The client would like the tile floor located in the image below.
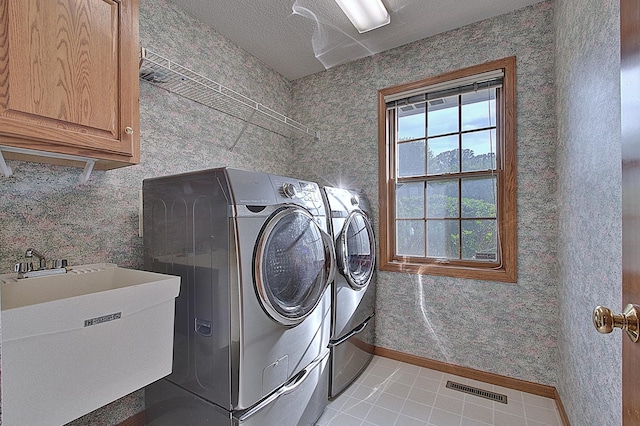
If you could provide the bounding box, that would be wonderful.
[316,356,563,426]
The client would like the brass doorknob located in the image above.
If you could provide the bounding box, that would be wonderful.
[593,304,640,342]
[124,126,134,135]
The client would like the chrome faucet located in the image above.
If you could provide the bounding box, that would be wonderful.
[14,248,68,279]
[25,248,47,269]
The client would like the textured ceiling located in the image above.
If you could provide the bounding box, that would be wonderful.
[169,0,543,81]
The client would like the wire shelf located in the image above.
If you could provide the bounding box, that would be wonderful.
[139,48,317,140]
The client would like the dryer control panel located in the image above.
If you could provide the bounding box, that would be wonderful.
[271,177,321,204]
[270,176,327,229]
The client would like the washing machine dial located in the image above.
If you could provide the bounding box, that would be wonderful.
[282,183,298,198]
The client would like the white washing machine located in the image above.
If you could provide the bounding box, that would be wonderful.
[143,168,334,425]
[323,186,377,398]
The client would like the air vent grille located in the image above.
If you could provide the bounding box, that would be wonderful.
[429,98,446,106]
[445,381,508,404]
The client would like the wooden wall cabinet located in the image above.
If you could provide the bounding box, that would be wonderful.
[0,0,140,171]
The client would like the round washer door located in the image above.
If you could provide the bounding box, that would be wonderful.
[336,211,376,290]
[254,206,335,326]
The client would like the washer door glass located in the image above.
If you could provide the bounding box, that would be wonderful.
[255,206,334,326]
[337,211,376,290]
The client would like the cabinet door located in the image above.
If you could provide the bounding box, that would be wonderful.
[0,0,140,167]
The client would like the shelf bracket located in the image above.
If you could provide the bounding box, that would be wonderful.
[0,146,97,184]
[78,160,95,185]
[0,150,12,177]
[230,109,257,152]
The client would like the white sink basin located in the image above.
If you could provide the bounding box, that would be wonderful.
[1,263,180,426]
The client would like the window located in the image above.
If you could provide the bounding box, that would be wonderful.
[377,57,517,282]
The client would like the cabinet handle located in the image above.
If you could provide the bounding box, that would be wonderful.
[124,127,134,135]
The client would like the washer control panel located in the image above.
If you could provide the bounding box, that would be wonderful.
[270,176,324,215]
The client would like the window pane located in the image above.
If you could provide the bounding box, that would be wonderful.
[461,177,497,218]
[461,219,497,261]
[396,220,425,256]
[426,180,458,218]
[398,140,426,177]
[461,129,497,172]
[427,95,459,136]
[426,220,459,258]
[398,107,425,140]
[427,134,459,175]
[396,182,425,219]
[461,88,496,131]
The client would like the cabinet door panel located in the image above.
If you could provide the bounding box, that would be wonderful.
[9,0,118,134]
[0,0,139,164]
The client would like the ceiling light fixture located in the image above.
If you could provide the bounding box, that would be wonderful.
[334,0,390,33]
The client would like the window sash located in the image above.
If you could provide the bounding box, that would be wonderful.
[387,82,502,266]
[390,86,501,178]
[393,172,501,263]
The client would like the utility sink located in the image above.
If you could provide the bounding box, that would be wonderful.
[0,263,180,426]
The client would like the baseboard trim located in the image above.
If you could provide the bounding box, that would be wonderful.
[116,411,146,426]
[553,388,572,426]
[374,346,570,426]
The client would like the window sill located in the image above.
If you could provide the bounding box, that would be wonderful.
[379,259,517,283]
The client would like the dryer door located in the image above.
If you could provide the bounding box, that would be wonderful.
[254,206,335,326]
[337,211,376,290]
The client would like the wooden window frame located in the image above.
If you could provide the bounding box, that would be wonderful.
[377,57,517,283]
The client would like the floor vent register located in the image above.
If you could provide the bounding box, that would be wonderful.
[445,381,508,404]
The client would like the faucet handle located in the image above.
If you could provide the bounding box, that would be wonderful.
[50,259,68,269]
[14,262,34,273]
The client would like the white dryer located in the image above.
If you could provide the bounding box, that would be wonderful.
[323,186,377,398]
[143,168,334,425]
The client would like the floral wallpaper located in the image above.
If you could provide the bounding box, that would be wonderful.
[0,0,294,423]
[555,0,622,424]
[291,1,558,386]
[0,0,625,424]
[0,0,294,272]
